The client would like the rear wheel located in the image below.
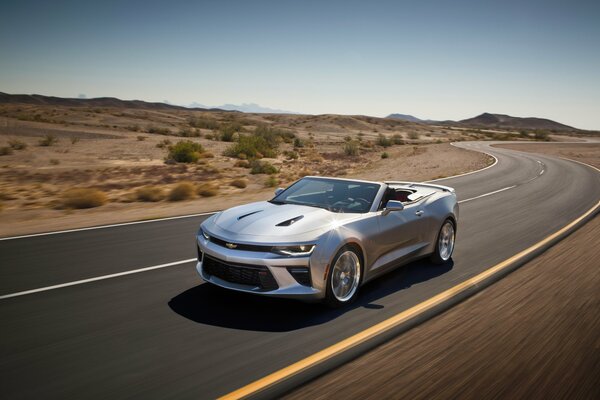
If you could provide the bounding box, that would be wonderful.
[324,246,362,308]
[430,219,455,264]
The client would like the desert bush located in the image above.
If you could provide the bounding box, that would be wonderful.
[344,140,359,156]
[381,152,389,159]
[0,146,13,156]
[250,160,278,175]
[255,125,296,144]
[196,182,219,197]
[8,140,27,150]
[137,135,147,141]
[61,188,107,209]
[224,135,276,159]
[265,176,279,187]
[136,186,165,202]
[126,124,141,132]
[168,182,196,201]
[71,137,80,145]
[234,160,250,168]
[376,134,392,147]
[156,139,172,149]
[283,150,299,160]
[534,130,550,141]
[230,178,248,188]
[50,159,60,165]
[179,127,199,137]
[188,116,219,130]
[219,122,243,142]
[39,135,58,146]
[167,140,204,163]
[147,126,171,135]
[408,132,419,140]
[293,138,305,148]
[392,134,404,145]
[344,135,352,142]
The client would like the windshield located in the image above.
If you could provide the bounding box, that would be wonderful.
[271,177,380,213]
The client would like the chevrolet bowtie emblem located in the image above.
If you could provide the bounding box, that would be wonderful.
[225,243,238,249]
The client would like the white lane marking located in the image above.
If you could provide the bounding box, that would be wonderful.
[458,185,517,204]
[0,258,196,300]
[0,212,217,241]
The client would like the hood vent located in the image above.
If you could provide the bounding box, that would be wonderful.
[237,210,263,220]
[276,215,304,227]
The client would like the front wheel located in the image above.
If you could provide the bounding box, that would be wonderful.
[430,219,455,264]
[324,246,362,308]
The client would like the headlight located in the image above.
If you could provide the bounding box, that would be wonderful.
[199,228,210,241]
[271,244,315,257]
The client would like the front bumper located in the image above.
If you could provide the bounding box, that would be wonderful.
[196,236,324,300]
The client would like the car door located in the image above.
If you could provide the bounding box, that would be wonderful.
[370,199,429,274]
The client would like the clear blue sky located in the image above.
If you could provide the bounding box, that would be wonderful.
[1,0,598,129]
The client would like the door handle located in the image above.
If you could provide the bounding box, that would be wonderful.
[415,210,424,217]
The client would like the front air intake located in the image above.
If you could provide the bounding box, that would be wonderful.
[287,267,312,287]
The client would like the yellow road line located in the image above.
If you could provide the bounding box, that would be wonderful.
[220,159,600,400]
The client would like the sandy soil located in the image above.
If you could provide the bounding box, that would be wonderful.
[495,142,600,168]
[286,148,600,400]
[0,105,494,237]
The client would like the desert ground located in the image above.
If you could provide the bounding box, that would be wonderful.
[286,145,600,399]
[0,103,577,237]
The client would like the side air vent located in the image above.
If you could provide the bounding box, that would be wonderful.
[276,215,304,227]
[237,210,263,220]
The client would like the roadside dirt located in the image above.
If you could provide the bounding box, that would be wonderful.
[495,142,600,168]
[0,105,491,237]
[286,147,600,399]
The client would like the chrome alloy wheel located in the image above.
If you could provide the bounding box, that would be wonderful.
[331,250,361,302]
[438,221,455,261]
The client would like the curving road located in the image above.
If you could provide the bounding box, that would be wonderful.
[1,142,599,399]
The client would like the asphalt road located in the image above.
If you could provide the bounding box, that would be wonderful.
[1,142,599,399]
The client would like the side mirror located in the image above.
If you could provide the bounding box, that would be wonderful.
[382,200,404,216]
[274,188,285,196]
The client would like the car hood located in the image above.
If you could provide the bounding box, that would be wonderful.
[209,201,362,241]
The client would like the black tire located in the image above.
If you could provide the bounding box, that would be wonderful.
[324,245,362,308]
[430,219,456,265]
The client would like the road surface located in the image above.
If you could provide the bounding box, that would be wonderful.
[1,142,599,399]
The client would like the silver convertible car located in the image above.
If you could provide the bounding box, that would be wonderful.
[196,176,458,307]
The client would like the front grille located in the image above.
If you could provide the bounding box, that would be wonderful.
[203,255,278,291]
[209,236,272,252]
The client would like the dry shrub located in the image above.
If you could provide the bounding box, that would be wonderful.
[234,160,250,168]
[136,186,165,202]
[0,146,13,156]
[39,135,58,146]
[168,182,196,201]
[264,176,279,187]
[230,179,247,189]
[8,140,27,150]
[61,188,107,209]
[197,182,219,197]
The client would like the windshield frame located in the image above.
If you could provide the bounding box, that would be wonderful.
[270,177,383,214]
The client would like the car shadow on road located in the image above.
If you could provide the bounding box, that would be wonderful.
[168,259,453,332]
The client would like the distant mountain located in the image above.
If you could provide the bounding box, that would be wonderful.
[0,92,225,112]
[459,112,577,131]
[386,113,423,123]
[212,103,297,114]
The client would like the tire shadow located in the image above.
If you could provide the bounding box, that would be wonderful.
[168,259,453,332]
